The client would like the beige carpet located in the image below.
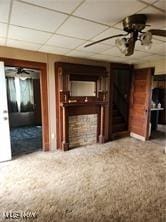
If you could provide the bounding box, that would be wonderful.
[0,137,165,222]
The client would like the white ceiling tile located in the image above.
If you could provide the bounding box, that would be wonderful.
[66,50,96,58]
[129,50,152,59]
[0,37,6,46]
[153,35,166,42]
[74,0,146,25]
[8,25,52,44]
[154,0,166,10]
[91,54,128,63]
[148,42,166,55]
[113,21,125,30]
[102,46,124,56]
[92,27,126,46]
[110,57,129,63]
[126,58,142,64]
[90,53,121,62]
[39,44,70,54]
[77,42,111,53]
[0,0,10,23]
[139,0,157,3]
[0,23,7,37]
[23,0,83,13]
[7,39,42,50]
[56,16,108,40]
[10,1,68,32]
[46,34,86,49]
[138,54,165,62]
[138,5,166,29]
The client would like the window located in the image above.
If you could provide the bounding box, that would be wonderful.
[6,77,34,113]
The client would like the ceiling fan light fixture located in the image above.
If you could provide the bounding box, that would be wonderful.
[115,38,128,55]
[140,31,152,50]
[19,75,28,81]
[84,14,166,56]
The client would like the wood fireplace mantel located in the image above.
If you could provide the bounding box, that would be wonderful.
[55,62,108,151]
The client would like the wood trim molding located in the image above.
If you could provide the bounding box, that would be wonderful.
[130,132,146,141]
[145,68,154,140]
[55,62,108,150]
[0,57,49,151]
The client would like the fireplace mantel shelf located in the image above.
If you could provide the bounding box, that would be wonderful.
[60,101,108,107]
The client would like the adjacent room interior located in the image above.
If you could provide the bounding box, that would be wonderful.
[150,74,166,146]
[5,66,42,156]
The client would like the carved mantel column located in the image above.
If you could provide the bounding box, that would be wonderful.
[99,104,105,143]
[62,105,69,151]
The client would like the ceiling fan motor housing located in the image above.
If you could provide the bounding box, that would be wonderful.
[123,14,147,33]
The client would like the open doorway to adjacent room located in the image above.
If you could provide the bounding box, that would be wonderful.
[150,74,166,146]
[5,66,42,156]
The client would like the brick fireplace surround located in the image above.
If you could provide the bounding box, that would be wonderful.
[69,114,97,148]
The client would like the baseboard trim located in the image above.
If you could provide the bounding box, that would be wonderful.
[130,132,146,141]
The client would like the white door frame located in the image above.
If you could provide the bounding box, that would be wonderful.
[0,61,12,162]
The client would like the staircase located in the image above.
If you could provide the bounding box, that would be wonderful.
[112,104,129,139]
[110,70,131,140]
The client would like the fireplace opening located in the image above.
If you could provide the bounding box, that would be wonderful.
[69,114,97,148]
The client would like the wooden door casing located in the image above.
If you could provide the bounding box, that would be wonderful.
[0,57,49,151]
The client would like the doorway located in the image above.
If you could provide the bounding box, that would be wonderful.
[109,63,132,140]
[150,74,166,146]
[5,66,42,156]
[0,58,49,162]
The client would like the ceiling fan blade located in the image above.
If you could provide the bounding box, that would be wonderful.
[22,70,30,74]
[125,37,136,56]
[84,34,127,48]
[148,29,166,37]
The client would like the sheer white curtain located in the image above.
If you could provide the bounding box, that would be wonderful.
[6,77,18,112]
[20,78,34,112]
[6,77,34,112]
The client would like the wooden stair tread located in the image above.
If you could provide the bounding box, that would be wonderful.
[112,130,130,140]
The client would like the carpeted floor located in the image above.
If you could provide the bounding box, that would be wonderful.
[0,137,165,222]
[10,126,42,156]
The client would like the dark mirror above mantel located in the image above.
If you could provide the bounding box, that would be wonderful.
[70,80,96,97]
[55,62,108,105]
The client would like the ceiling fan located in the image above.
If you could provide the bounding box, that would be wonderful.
[84,14,166,56]
[5,67,39,80]
[16,67,31,75]
[5,67,39,74]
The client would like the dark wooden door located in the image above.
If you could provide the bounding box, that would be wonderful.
[129,68,153,140]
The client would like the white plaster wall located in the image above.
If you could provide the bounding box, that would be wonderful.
[135,58,166,75]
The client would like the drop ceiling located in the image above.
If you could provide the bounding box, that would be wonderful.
[0,0,165,64]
